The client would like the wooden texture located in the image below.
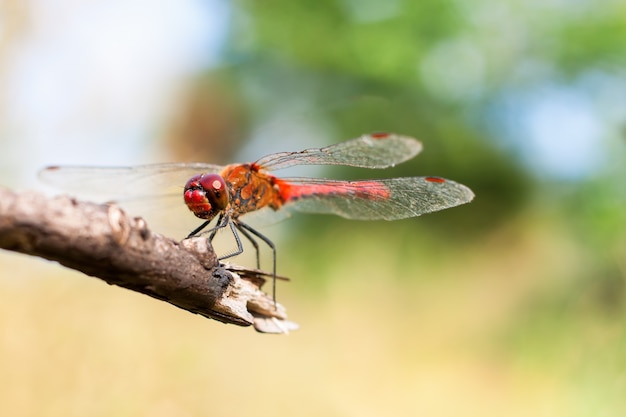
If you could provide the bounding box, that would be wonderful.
[0,188,297,334]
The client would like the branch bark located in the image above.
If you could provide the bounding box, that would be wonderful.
[0,187,297,334]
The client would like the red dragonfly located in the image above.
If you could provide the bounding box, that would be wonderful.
[41,133,474,299]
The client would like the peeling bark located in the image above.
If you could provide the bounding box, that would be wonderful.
[0,188,297,334]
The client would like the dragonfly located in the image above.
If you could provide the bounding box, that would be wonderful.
[40,132,475,302]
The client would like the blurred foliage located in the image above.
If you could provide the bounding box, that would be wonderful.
[205,0,626,372]
[165,73,253,164]
[2,0,626,415]
[166,0,626,285]
[217,0,624,237]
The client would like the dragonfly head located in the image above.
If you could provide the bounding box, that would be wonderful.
[184,174,229,220]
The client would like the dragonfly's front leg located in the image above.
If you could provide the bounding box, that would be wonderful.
[190,214,245,262]
[186,212,232,245]
[186,218,214,239]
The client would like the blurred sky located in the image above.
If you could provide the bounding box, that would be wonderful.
[491,75,625,180]
[0,0,228,187]
[0,0,623,192]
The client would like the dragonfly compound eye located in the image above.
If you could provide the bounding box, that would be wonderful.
[183,174,229,219]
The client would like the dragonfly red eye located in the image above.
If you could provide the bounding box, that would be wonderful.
[184,174,229,220]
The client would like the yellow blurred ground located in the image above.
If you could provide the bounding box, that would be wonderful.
[0,211,624,417]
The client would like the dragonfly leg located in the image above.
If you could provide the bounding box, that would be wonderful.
[189,215,277,307]
[191,213,246,262]
[187,213,237,254]
[217,218,245,261]
[186,220,212,238]
[188,213,228,242]
[208,213,228,242]
[234,225,261,269]
[235,220,277,307]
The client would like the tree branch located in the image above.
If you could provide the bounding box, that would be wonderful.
[0,187,297,334]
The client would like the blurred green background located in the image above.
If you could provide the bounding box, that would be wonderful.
[1,0,625,416]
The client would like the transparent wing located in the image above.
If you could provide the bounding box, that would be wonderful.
[38,162,225,238]
[255,133,422,171]
[278,176,474,220]
[38,162,224,200]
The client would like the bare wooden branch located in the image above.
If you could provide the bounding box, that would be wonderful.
[0,187,297,334]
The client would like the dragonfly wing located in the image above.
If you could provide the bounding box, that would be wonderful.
[39,162,224,200]
[39,162,226,238]
[279,177,474,220]
[255,133,422,170]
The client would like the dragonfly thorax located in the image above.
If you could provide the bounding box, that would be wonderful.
[220,163,284,217]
